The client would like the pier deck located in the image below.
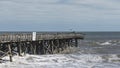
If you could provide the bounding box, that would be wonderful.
[0,32,84,43]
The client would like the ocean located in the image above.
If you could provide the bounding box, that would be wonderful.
[1,32,120,68]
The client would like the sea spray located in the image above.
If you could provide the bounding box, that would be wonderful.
[1,54,120,68]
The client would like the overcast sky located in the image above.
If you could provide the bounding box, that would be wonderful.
[0,0,120,31]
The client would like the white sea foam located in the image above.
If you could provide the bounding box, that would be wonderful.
[0,54,120,68]
[100,41,112,45]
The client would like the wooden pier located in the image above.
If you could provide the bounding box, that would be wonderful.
[0,32,84,62]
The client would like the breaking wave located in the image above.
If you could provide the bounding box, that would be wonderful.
[1,54,120,68]
[99,42,112,45]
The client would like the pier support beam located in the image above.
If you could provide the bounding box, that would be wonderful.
[75,38,78,47]
[8,44,12,62]
[17,43,22,56]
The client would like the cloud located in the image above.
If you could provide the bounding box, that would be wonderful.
[0,0,120,31]
[0,0,120,20]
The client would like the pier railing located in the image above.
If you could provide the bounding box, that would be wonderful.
[0,32,84,43]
